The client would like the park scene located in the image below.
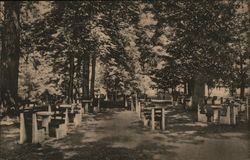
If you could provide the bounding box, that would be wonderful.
[0,1,250,160]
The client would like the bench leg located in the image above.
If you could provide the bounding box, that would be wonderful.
[19,113,27,144]
[161,108,165,130]
[246,98,249,121]
[84,103,89,113]
[138,102,141,118]
[131,100,134,111]
[42,116,51,136]
[143,116,148,126]
[65,108,69,129]
[124,97,128,108]
[151,108,155,130]
[32,113,38,143]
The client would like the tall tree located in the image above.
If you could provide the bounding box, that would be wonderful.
[90,53,96,99]
[1,1,21,107]
[150,1,239,109]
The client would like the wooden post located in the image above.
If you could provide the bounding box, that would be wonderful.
[143,115,148,126]
[79,102,83,115]
[78,105,83,125]
[124,95,128,108]
[97,98,100,112]
[161,108,165,130]
[138,102,141,118]
[74,114,78,127]
[19,113,26,144]
[42,116,50,136]
[48,104,51,113]
[84,102,89,114]
[131,97,134,111]
[32,113,38,143]
[213,109,220,124]
[246,98,249,121]
[90,98,93,110]
[65,108,69,126]
[135,94,138,112]
[151,108,155,130]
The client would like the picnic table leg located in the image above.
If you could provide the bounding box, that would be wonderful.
[213,109,220,124]
[48,105,51,113]
[138,102,141,118]
[65,108,69,127]
[135,95,138,113]
[124,96,128,108]
[42,116,51,136]
[84,103,89,113]
[143,115,148,126]
[247,98,249,121]
[161,108,165,130]
[151,108,155,130]
[142,109,148,126]
[97,98,100,112]
[79,103,84,116]
[19,113,27,144]
[32,113,38,143]
[131,98,134,111]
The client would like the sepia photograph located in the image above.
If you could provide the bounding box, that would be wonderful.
[0,1,249,160]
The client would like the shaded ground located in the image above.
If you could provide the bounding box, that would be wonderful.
[0,106,249,160]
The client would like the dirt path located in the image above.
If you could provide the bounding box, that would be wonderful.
[0,107,249,160]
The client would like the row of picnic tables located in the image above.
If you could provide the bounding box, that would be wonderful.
[130,95,249,130]
[19,99,96,144]
[198,96,250,125]
[127,97,174,131]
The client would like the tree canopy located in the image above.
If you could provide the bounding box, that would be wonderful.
[0,1,249,108]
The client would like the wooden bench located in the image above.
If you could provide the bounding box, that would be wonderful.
[128,97,135,111]
[197,97,248,125]
[49,105,69,139]
[142,105,167,131]
[66,103,83,127]
[177,96,185,105]
[92,98,101,112]
[184,96,192,110]
[82,99,93,113]
[235,98,249,123]
[19,104,51,144]
[151,97,174,107]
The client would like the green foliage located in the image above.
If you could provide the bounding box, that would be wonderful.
[14,1,250,103]
[148,1,245,89]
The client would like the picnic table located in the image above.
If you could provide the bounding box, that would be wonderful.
[209,105,224,123]
[82,99,93,113]
[142,105,167,130]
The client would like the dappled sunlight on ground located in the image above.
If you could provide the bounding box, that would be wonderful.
[0,106,249,160]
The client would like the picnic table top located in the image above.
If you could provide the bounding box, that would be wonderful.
[151,99,173,103]
[37,111,53,116]
[209,105,224,109]
[60,104,72,108]
[144,106,168,110]
[82,100,93,103]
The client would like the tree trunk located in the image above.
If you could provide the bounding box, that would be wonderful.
[0,15,3,104]
[239,57,245,99]
[187,80,194,96]
[184,82,187,94]
[68,53,74,104]
[240,84,245,99]
[191,75,205,110]
[76,56,82,101]
[1,2,20,107]
[82,53,90,100]
[90,53,96,99]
